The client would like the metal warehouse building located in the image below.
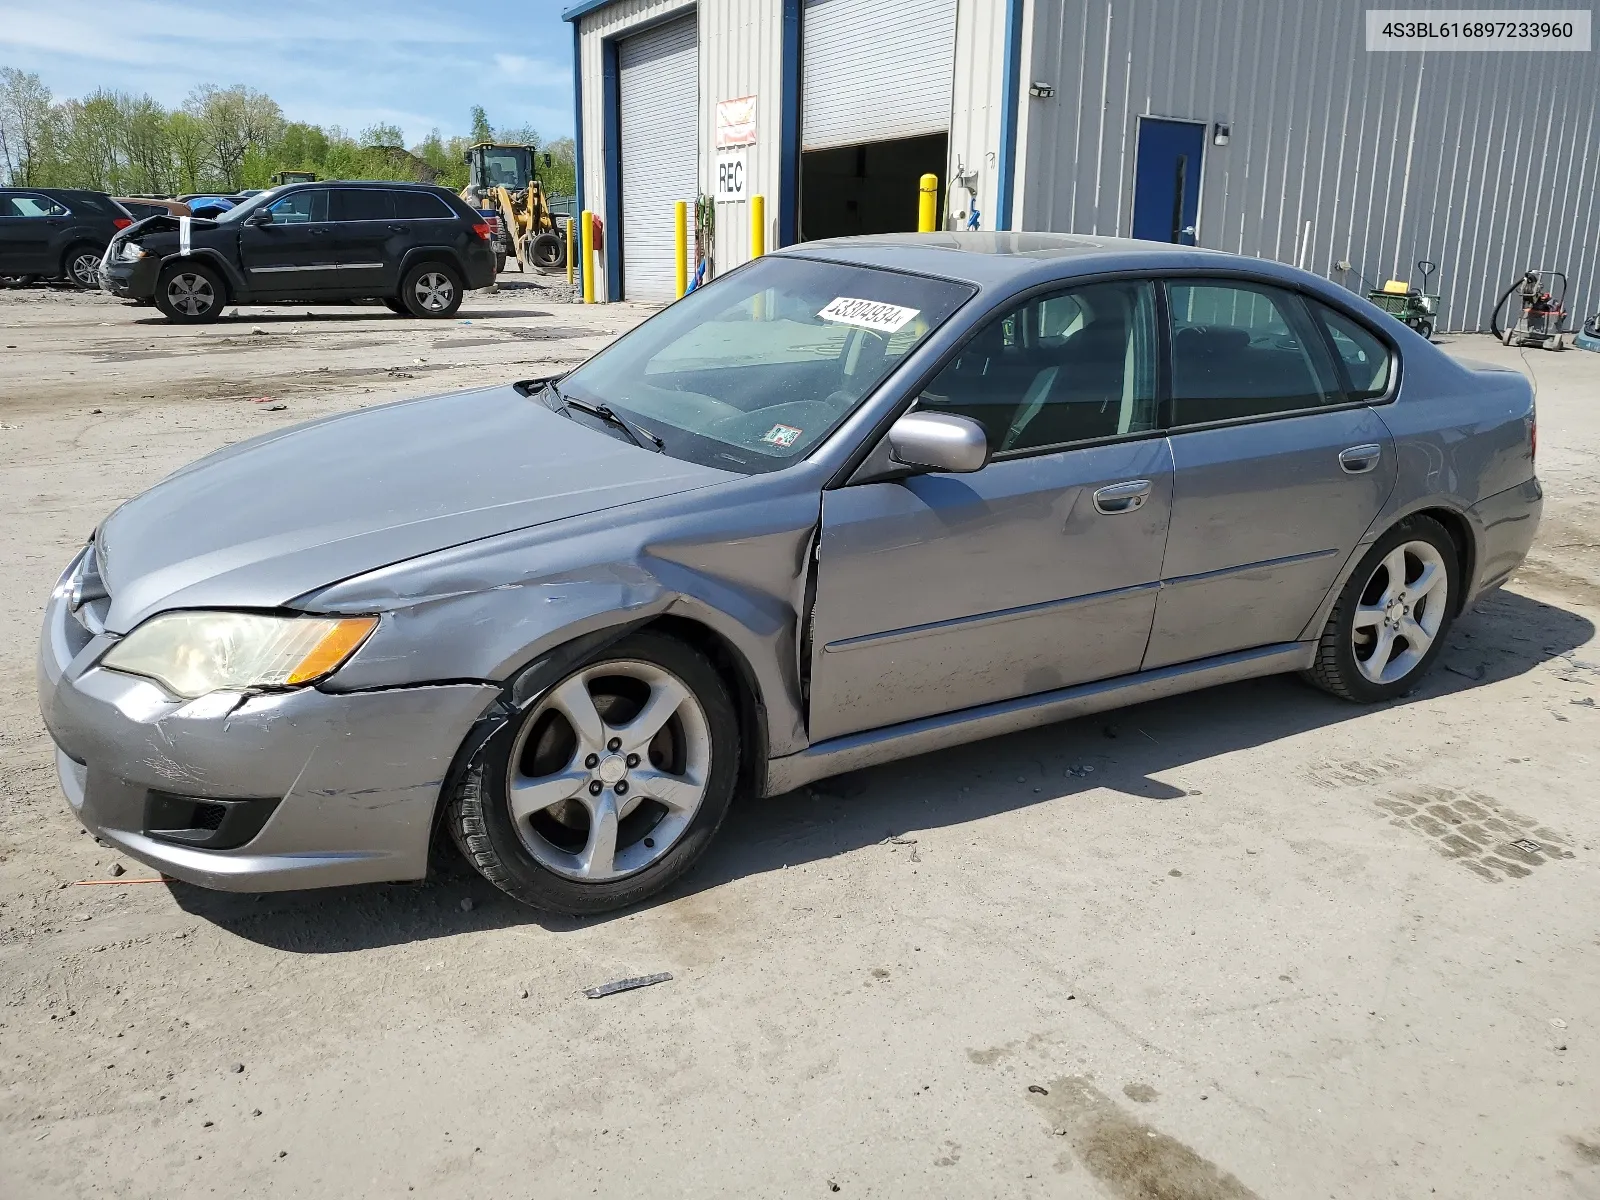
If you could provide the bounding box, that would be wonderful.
[565,0,1598,329]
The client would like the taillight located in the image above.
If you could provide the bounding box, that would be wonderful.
[471,222,491,241]
[113,217,132,230]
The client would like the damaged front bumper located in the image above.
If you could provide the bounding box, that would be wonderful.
[37,560,497,891]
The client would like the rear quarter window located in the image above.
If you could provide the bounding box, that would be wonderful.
[392,191,457,219]
[1311,302,1394,401]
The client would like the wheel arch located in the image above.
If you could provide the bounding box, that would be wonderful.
[158,252,240,303]
[1409,505,1476,614]
[398,245,467,282]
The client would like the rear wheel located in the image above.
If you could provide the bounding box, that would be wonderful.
[447,631,739,914]
[494,251,508,274]
[64,244,104,290]
[1304,516,1460,703]
[400,261,463,317]
[154,262,224,323]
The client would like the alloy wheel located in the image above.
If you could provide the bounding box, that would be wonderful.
[166,272,215,316]
[70,252,102,288]
[414,272,454,312]
[506,660,710,882]
[1352,539,1450,685]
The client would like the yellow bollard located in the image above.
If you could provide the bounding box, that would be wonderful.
[565,217,574,287]
[674,200,688,299]
[581,210,595,304]
[918,173,938,233]
[750,194,765,258]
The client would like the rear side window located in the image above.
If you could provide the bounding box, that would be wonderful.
[332,189,395,222]
[1311,303,1393,400]
[1165,281,1341,427]
[5,194,69,218]
[121,201,162,220]
[392,191,455,219]
[266,190,329,223]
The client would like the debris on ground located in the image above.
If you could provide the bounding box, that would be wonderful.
[1028,1084,1049,1095]
[583,972,673,999]
[108,862,124,877]
[263,404,286,412]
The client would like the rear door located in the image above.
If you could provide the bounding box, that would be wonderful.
[328,188,397,292]
[808,279,1172,742]
[1143,279,1397,669]
[237,188,333,294]
[0,193,70,273]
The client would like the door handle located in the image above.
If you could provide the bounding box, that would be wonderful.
[1339,444,1382,474]
[1093,479,1152,515]
[387,224,409,233]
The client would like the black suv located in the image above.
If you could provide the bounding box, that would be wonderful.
[0,188,134,288]
[101,181,498,322]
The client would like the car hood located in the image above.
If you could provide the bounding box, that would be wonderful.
[97,384,739,632]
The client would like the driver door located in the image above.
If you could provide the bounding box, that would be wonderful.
[806,280,1174,743]
[237,188,333,294]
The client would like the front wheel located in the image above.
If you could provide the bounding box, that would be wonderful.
[400,261,463,317]
[446,631,740,914]
[1303,516,1460,703]
[154,262,224,323]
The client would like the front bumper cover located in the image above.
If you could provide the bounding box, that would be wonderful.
[38,562,497,891]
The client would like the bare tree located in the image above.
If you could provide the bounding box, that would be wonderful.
[184,84,284,190]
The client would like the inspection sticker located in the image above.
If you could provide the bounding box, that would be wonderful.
[817,296,920,333]
[761,423,803,448]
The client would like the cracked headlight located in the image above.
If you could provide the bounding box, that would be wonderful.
[118,241,150,262]
[100,612,377,699]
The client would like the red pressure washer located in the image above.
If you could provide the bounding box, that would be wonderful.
[1491,269,1570,351]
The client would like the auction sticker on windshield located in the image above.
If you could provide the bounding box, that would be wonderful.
[761,423,803,448]
[817,297,921,334]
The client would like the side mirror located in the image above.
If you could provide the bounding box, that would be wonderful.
[247,208,273,225]
[886,411,989,474]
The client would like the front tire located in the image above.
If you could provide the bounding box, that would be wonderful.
[154,262,224,323]
[447,631,740,914]
[1304,516,1461,703]
[400,261,463,318]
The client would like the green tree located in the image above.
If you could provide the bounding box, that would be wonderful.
[0,67,59,185]
[165,110,209,193]
[469,105,492,144]
[184,83,284,190]
[359,121,404,149]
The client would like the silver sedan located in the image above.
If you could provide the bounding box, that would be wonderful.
[37,233,1541,913]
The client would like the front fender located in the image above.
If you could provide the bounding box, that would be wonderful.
[157,246,248,298]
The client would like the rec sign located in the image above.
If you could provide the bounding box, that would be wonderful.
[714,149,748,200]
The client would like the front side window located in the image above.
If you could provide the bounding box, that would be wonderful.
[332,189,395,222]
[558,256,973,472]
[919,280,1160,454]
[1312,302,1393,401]
[1166,281,1341,427]
[265,190,328,224]
[5,194,68,218]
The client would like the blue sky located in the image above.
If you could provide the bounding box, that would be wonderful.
[0,0,575,145]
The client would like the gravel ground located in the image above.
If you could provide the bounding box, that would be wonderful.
[2,284,1599,1199]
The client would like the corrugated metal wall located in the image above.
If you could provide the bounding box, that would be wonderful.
[697,0,784,269]
[948,0,1009,230]
[1019,0,1600,331]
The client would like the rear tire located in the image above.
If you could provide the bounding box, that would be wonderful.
[1303,516,1461,703]
[400,261,463,318]
[64,244,104,290]
[154,261,224,323]
[446,631,740,914]
[494,251,508,274]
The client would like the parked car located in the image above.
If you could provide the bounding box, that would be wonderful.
[100,180,498,322]
[113,197,193,221]
[0,188,133,288]
[38,234,1540,914]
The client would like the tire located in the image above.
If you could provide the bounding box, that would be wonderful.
[494,251,508,274]
[400,261,463,318]
[382,297,407,315]
[1414,319,1434,341]
[1503,324,1519,347]
[64,244,105,290]
[529,231,566,273]
[154,261,225,323]
[446,631,740,914]
[1303,515,1461,703]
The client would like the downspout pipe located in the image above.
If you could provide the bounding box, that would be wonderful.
[995,0,1025,231]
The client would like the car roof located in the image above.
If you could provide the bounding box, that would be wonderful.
[780,231,1323,294]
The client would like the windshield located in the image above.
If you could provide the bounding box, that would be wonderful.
[213,189,281,222]
[559,256,974,472]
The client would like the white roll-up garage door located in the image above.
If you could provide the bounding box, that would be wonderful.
[619,14,698,302]
[801,0,956,151]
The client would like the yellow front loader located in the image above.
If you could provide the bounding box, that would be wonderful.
[459,143,567,274]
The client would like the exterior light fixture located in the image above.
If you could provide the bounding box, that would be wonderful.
[1213,122,1231,146]
[1029,82,1055,98]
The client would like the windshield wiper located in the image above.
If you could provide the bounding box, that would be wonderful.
[541,381,663,452]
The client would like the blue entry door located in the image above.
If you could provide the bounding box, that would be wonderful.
[1132,118,1205,244]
